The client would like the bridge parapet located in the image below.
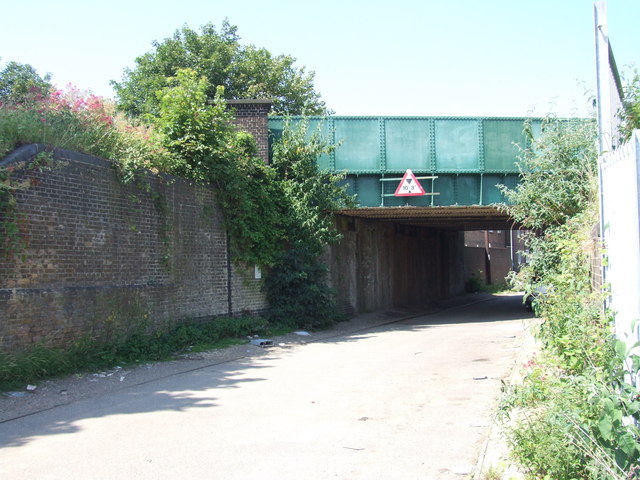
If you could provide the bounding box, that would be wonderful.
[269,116,542,207]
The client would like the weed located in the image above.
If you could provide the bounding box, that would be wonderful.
[498,117,640,479]
[0,315,278,391]
[481,464,504,480]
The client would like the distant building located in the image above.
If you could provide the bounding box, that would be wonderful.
[463,230,526,285]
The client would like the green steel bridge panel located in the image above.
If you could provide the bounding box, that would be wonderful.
[381,178,401,206]
[482,174,507,204]
[267,116,540,208]
[433,175,456,206]
[334,119,381,171]
[434,120,481,171]
[350,175,381,207]
[340,172,519,207]
[268,116,535,174]
[268,117,334,170]
[384,119,432,171]
[338,176,357,198]
[428,175,480,206]
[455,175,481,205]
[482,119,527,171]
[496,174,520,201]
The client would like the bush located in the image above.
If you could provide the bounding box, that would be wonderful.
[264,245,344,330]
[499,117,640,479]
[501,342,640,479]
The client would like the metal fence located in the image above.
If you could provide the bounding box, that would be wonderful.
[594,1,640,350]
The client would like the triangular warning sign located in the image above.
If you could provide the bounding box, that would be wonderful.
[394,169,426,197]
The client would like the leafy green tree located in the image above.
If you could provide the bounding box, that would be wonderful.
[112,20,327,118]
[270,119,354,254]
[153,68,285,266]
[619,69,640,142]
[265,119,354,330]
[153,74,351,330]
[501,118,598,232]
[0,61,51,104]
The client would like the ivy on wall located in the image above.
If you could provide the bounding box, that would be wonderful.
[139,69,355,328]
[0,66,354,332]
[0,151,55,260]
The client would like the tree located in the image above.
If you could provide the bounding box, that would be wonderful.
[112,20,327,118]
[153,68,285,267]
[265,119,355,330]
[270,119,354,254]
[0,61,51,104]
[619,69,640,142]
[500,118,598,232]
[152,75,352,330]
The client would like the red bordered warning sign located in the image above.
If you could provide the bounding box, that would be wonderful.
[394,169,426,197]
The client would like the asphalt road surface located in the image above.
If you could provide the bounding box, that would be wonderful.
[0,293,532,479]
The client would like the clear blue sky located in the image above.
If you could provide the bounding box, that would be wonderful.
[1,0,638,117]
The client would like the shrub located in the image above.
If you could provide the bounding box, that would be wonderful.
[499,117,640,479]
[264,245,344,330]
[0,84,172,174]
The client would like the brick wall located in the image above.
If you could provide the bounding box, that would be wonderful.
[0,145,267,353]
[464,247,513,285]
[227,100,271,163]
[463,229,524,285]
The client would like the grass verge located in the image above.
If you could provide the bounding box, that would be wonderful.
[0,315,292,392]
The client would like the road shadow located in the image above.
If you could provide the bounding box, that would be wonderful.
[309,292,533,346]
[0,293,531,449]
[0,358,273,448]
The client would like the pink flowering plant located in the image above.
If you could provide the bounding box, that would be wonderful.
[0,84,172,179]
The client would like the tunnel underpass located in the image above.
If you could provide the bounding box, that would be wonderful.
[328,205,521,315]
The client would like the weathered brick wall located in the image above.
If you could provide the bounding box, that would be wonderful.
[464,246,512,285]
[227,100,271,163]
[328,216,466,315]
[0,145,266,353]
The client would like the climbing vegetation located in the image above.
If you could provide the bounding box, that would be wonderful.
[1,58,352,336]
[151,70,354,327]
[499,118,640,479]
[265,119,355,329]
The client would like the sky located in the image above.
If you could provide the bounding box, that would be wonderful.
[1,0,638,118]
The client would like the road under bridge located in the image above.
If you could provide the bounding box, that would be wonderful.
[269,116,533,314]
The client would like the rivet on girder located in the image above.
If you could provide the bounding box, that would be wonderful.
[328,117,336,172]
[429,118,437,172]
[478,118,485,172]
[379,117,386,173]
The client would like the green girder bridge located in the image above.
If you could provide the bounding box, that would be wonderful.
[269,116,540,230]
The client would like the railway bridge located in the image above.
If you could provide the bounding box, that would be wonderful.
[269,116,538,313]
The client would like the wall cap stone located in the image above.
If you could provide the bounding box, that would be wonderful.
[226,99,272,105]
